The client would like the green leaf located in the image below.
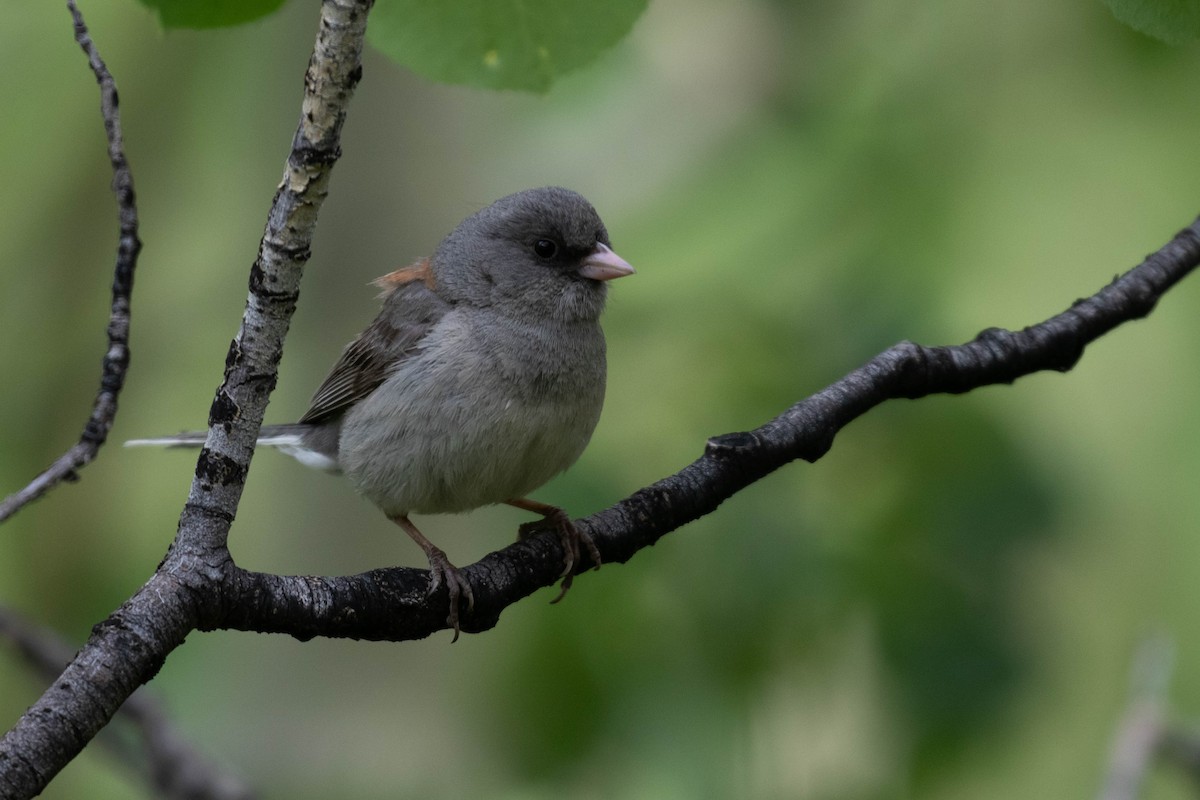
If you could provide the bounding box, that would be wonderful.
[138,0,287,29]
[1102,0,1200,43]
[368,0,648,93]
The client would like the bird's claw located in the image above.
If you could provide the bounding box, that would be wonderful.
[425,550,474,642]
[518,509,601,602]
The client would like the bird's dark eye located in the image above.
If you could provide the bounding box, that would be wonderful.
[533,239,559,259]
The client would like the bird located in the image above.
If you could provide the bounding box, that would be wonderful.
[127,186,634,639]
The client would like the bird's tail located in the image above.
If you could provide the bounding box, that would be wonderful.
[125,422,338,472]
[124,423,313,450]
[123,431,207,448]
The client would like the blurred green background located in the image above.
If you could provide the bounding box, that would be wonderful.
[3,0,1200,797]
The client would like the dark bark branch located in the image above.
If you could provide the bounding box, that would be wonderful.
[0,608,255,800]
[4,0,1200,793]
[214,218,1200,642]
[0,0,142,525]
[0,574,194,799]
[0,2,372,797]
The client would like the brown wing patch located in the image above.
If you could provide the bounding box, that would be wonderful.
[297,332,390,425]
[372,257,435,297]
[297,275,451,425]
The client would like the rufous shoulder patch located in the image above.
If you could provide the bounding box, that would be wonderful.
[371,257,435,296]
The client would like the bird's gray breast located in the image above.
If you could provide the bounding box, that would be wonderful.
[337,308,607,516]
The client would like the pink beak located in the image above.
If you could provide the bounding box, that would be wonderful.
[579,242,635,282]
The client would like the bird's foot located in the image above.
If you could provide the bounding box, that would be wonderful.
[516,504,601,603]
[392,514,474,642]
[424,548,475,642]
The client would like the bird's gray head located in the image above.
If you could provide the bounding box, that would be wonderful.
[433,187,634,322]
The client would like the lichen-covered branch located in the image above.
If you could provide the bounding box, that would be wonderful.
[0,2,373,797]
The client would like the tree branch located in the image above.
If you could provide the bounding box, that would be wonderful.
[1096,636,1174,800]
[0,2,372,796]
[212,218,1200,642]
[4,0,1200,794]
[0,608,255,800]
[0,0,142,525]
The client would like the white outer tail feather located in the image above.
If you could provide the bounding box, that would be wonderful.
[124,431,338,472]
[123,434,209,448]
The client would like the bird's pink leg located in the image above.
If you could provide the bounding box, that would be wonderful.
[391,515,474,642]
[506,497,601,603]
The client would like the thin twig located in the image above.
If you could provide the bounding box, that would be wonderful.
[1096,636,1174,800]
[0,0,142,524]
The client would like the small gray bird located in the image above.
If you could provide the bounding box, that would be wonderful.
[128,187,634,638]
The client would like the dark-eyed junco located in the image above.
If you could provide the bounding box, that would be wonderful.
[128,187,634,638]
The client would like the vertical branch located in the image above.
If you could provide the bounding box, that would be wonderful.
[174,0,373,560]
[0,0,142,524]
[0,2,374,797]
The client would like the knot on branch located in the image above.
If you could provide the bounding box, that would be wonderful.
[705,430,760,455]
